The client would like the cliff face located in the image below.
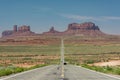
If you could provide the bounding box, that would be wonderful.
[67,22,99,31]
[63,22,104,36]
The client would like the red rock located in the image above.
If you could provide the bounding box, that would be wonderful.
[2,25,34,37]
[64,22,102,36]
[2,22,105,38]
[43,22,105,36]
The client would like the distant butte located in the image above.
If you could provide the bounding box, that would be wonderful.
[1,22,105,38]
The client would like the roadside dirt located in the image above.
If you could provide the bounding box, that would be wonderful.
[93,60,120,66]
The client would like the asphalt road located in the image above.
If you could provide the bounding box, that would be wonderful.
[1,65,120,80]
[1,65,61,80]
[64,65,120,80]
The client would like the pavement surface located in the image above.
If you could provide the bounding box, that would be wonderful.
[1,65,61,80]
[64,65,120,80]
[1,65,120,80]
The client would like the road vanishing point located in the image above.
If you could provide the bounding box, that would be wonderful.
[1,39,120,80]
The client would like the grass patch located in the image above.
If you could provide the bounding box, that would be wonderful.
[0,64,47,77]
[0,45,60,55]
[65,44,120,54]
[0,66,25,76]
[81,64,120,75]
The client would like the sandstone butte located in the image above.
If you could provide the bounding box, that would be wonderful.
[1,22,106,38]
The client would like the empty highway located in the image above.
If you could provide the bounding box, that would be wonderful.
[1,65,120,80]
[1,39,120,80]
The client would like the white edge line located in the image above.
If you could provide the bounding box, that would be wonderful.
[1,65,51,80]
[76,66,120,80]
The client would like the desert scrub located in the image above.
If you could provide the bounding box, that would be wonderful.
[0,64,47,77]
[29,64,48,69]
[113,67,120,75]
[81,64,120,75]
[0,66,25,76]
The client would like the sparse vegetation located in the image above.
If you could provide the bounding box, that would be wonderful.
[0,64,47,77]
[65,43,120,54]
[81,64,120,75]
[0,39,120,77]
[0,45,60,77]
[0,45,60,54]
[0,66,25,76]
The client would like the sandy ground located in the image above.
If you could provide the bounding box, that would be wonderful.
[93,60,120,66]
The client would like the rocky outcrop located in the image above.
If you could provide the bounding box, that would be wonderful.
[2,22,105,38]
[43,26,62,36]
[2,25,35,37]
[18,25,30,32]
[42,22,105,36]
[63,22,104,36]
[2,30,13,37]
[67,22,99,31]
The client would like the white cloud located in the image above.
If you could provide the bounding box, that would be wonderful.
[103,16,120,20]
[61,14,98,20]
[60,14,120,21]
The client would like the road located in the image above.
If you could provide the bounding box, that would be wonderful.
[1,65,120,80]
[1,39,120,80]
[64,65,120,80]
[1,65,61,80]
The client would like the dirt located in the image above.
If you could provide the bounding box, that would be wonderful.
[13,62,45,68]
[93,60,120,66]
[0,54,60,68]
[14,64,35,68]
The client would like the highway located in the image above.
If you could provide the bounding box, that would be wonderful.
[1,65,61,80]
[64,65,120,80]
[1,39,120,80]
[1,65,120,80]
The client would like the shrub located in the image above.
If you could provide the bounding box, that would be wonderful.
[13,67,25,73]
[81,64,120,75]
[85,60,95,64]
[0,68,12,76]
[113,67,120,75]
[0,64,47,77]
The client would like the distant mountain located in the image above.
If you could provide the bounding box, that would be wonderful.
[1,22,119,38]
[2,25,35,38]
[43,22,105,36]
[1,22,120,45]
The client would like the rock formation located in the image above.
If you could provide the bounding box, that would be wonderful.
[43,26,62,36]
[2,25,35,37]
[42,22,105,36]
[2,22,105,38]
[2,30,13,37]
[63,22,104,36]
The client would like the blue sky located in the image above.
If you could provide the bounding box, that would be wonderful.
[0,0,120,36]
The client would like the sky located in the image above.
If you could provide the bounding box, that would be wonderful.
[0,0,120,37]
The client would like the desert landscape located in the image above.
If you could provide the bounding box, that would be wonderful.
[0,22,120,76]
